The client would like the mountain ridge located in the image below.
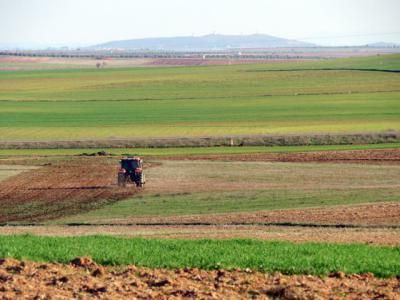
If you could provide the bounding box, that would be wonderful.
[91,34,315,50]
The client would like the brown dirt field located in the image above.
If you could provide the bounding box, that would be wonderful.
[146,58,303,66]
[0,258,399,299]
[0,158,139,223]
[159,149,400,164]
[117,202,400,227]
[1,225,400,246]
[0,55,154,70]
[0,56,49,63]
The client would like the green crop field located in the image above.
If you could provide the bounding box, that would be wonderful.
[0,54,399,141]
[1,235,399,277]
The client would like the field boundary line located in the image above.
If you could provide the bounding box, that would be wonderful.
[0,131,399,149]
[1,222,400,229]
[246,67,400,73]
[1,89,400,103]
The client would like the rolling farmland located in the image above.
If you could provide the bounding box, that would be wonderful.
[2,0,400,296]
[0,54,399,141]
[1,54,400,298]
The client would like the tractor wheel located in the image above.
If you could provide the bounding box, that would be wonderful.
[141,174,146,185]
[136,174,145,188]
[118,173,126,187]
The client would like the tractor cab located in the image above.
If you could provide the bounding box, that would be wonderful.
[120,157,142,172]
[118,157,145,187]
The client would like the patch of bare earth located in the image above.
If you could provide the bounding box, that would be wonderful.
[0,158,139,223]
[0,258,399,299]
[116,202,400,226]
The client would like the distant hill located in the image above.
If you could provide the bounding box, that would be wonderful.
[91,34,315,50]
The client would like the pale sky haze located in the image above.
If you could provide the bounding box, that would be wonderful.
[1,0,399,48]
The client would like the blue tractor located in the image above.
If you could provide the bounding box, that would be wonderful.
[117,157,146,187]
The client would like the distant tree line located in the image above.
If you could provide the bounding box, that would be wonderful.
[0,50,322,60]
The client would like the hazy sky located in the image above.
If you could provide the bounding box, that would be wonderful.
[1,0,399,47]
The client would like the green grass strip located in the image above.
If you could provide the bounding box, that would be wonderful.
[0,235,399,277]
[0,143,399,157]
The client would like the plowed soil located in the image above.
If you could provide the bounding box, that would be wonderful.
[0,258,399,299]
[123,202,400,226]
[1,225,400,246]
[161,149,400,164]
[0,158,138,223]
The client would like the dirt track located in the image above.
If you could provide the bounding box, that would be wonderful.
[0,258,399,299]
[120,202,400,227]
[160,149,400,164]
